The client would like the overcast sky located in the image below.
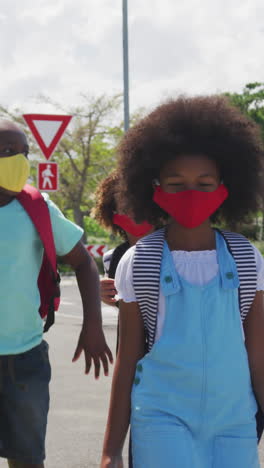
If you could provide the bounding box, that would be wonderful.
[0,0,263,116]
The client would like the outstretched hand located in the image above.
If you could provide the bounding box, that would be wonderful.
[72,323,113,378]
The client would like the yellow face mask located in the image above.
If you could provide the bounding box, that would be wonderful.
[0,153,30,193]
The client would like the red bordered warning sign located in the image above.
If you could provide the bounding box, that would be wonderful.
[38,162,59,191]
[86,245,108,257]
[23,114,72,160]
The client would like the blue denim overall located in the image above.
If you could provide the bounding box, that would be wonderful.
[131,232,259,467]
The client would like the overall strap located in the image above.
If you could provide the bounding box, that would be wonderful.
[219,230,257,321]
[133,228,165,350]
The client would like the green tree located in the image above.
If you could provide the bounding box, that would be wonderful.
[225,82,264,138]
[225,83,264,239]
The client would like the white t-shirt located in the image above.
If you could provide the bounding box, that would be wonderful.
[115,244,264,342]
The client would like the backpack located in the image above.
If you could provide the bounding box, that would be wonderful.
[132,227,264,441]
[17,184,60,332]
[108,241,130,280]
[133,228,257,350]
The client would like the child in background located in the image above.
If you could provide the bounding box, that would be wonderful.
[101,96,264,468]
[93,170,153,308]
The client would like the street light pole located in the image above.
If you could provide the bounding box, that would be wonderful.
[122,0,130,132]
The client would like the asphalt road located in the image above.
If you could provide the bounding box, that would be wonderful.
[0,276,263,467]
[56,275,119,325]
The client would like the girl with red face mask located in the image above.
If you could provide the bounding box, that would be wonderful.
[93,170,153,309]
[100,96,264,468]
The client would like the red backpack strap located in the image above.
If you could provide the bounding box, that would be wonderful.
[17,184,57,274]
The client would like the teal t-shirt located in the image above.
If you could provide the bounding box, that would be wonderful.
[0,194,83,355]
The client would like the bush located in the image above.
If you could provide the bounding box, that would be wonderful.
[84,217,110,238]
[215,215,260,241]
[94,256,104,275]
[58,250,106,276]
[57,262,74,275]
[253,241,264,256]
[238,224,260,240]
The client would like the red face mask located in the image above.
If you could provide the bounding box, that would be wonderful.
[153,184,228,229]
[113,214,153,237]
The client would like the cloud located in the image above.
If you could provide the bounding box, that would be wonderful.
[0,0,263,115]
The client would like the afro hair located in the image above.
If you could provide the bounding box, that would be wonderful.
[117,95,264,226]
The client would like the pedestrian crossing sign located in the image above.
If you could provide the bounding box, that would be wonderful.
[38,162,59,191]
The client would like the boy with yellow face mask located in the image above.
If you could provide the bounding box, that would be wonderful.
[0,120,112,468]
[0,121,30,199]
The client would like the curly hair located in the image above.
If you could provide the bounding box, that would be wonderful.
[117,95,264,225]
[93,170,126,238]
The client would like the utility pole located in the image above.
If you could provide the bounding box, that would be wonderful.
[122,0,130,131]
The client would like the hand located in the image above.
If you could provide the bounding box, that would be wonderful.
[100,278,118,306]
[100,454,123,468]
[72,323,113,378]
